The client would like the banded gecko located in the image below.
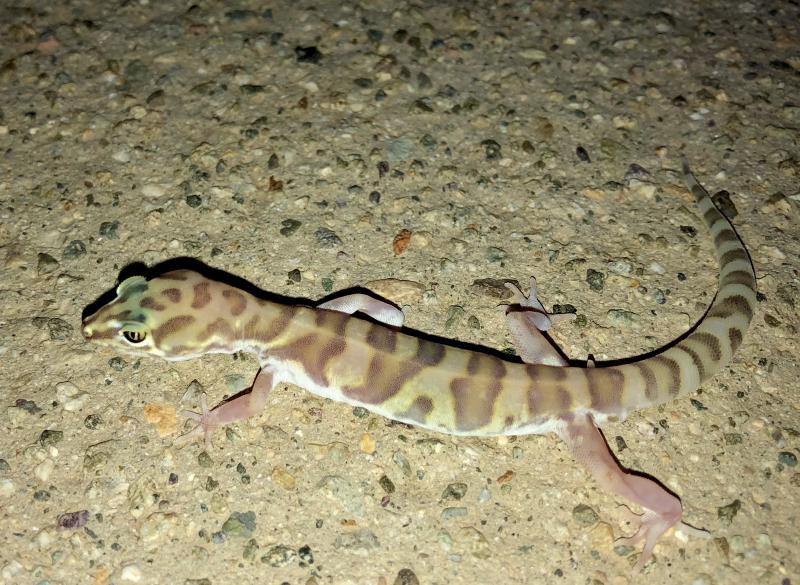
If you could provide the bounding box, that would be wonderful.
[82,160,756,571]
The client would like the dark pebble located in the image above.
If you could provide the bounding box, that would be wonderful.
[576,145,590,162]
[63,240,86,259]
[58,510,89,529]
[481,139,501,160]
[295,46,322,64]
[379,475,395,494]
[586,269,605,291]
[298,544,314,565]
[39,429,64,448]
[99,220,119,239]
[46,318,72,341]
[33,489,50,501]
[280,219,302,236]
[15,399,40,414]
[315,227,342,248]
[185,194,202,208]
[84,414,102,429]
[240,84,265,94]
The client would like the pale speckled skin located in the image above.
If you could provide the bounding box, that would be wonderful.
[82,161,756,572]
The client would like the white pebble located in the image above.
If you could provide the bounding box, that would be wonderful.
[1,560,23,581]
[35,529,54,549]
[64,393,90,412]
[141,183,166,198]
[0,478,15,497]
[121,564,143,582]
[55,381,80,400]
[34,458,54,483]
[112,148,131,163]
[649,262,666,274]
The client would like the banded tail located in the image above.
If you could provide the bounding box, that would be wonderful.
[605,160,757,411]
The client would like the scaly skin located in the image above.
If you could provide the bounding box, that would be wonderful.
[82,160,755,572]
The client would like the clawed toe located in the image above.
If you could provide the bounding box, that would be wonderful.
[174,393,216,449]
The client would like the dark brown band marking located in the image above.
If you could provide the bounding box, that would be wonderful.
[398,396,433,424]
[586,368,623,412]
[344,354,414,404]
[690,332,722,362]
[450,376,501,431]
[720,248,749,267]
[198,317,236,343]
[415,338,446,367]
[118,282,148,303]
[703,207,720,225]
[652,355,682,396]
[674,342,707,381]
[721,269,756,289]
[191,282,211,309]
[222,289,248,316]
[162,288,182,303]
[139,297,166,311]
[729,327,744,353]
[366,322,398,353]
[708,294,754,322]
[152,315,195,345]
[714,228,738,248]
[158,272,189,281]
[256,305,298,343]
[633,362,659,401]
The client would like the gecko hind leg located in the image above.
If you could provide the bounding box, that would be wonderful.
[318,293,404,327]
[504,277,575,366]
[558,413,687,572]
[175,367,276,448]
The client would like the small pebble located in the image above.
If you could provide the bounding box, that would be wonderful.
[221,511,256,538]
[261,544,296,567]
[441,482,467,501]
[717,499,741,525]
[141,184,166,199]
[272,467,296,490]
[34,459,54,483]
[0,479,15,497]
[120,564,142,582]
[572,504,599,526]
[359,432,376,454]
[441,507,468,520]
[393,568,420,585]
[57,510,89,529]
[586,269,605,291]
[315,227,342,248]
[778,451,797,467]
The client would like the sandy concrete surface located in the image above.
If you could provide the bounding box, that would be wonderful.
[1,1,798,584]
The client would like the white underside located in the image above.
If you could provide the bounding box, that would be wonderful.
[260,356,617,437]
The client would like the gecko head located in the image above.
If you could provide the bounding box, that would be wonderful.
[83,270,221,361]
[82,275,168,358]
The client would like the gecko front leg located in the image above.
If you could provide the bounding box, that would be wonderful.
[318,292,405,327]
[176,366,277,448]
[504,276,574,366]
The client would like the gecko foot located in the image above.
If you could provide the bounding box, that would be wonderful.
[504,277,576,332]
[616,505,683,573]
[174,393,219,449]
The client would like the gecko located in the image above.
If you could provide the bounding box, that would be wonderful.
[82,159,756,572]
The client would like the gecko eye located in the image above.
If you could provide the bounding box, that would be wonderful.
[122,330,147,344]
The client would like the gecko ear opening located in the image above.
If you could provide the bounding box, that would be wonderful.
[116,275,148,297]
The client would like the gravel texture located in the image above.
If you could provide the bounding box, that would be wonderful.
[1,1,798,584]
